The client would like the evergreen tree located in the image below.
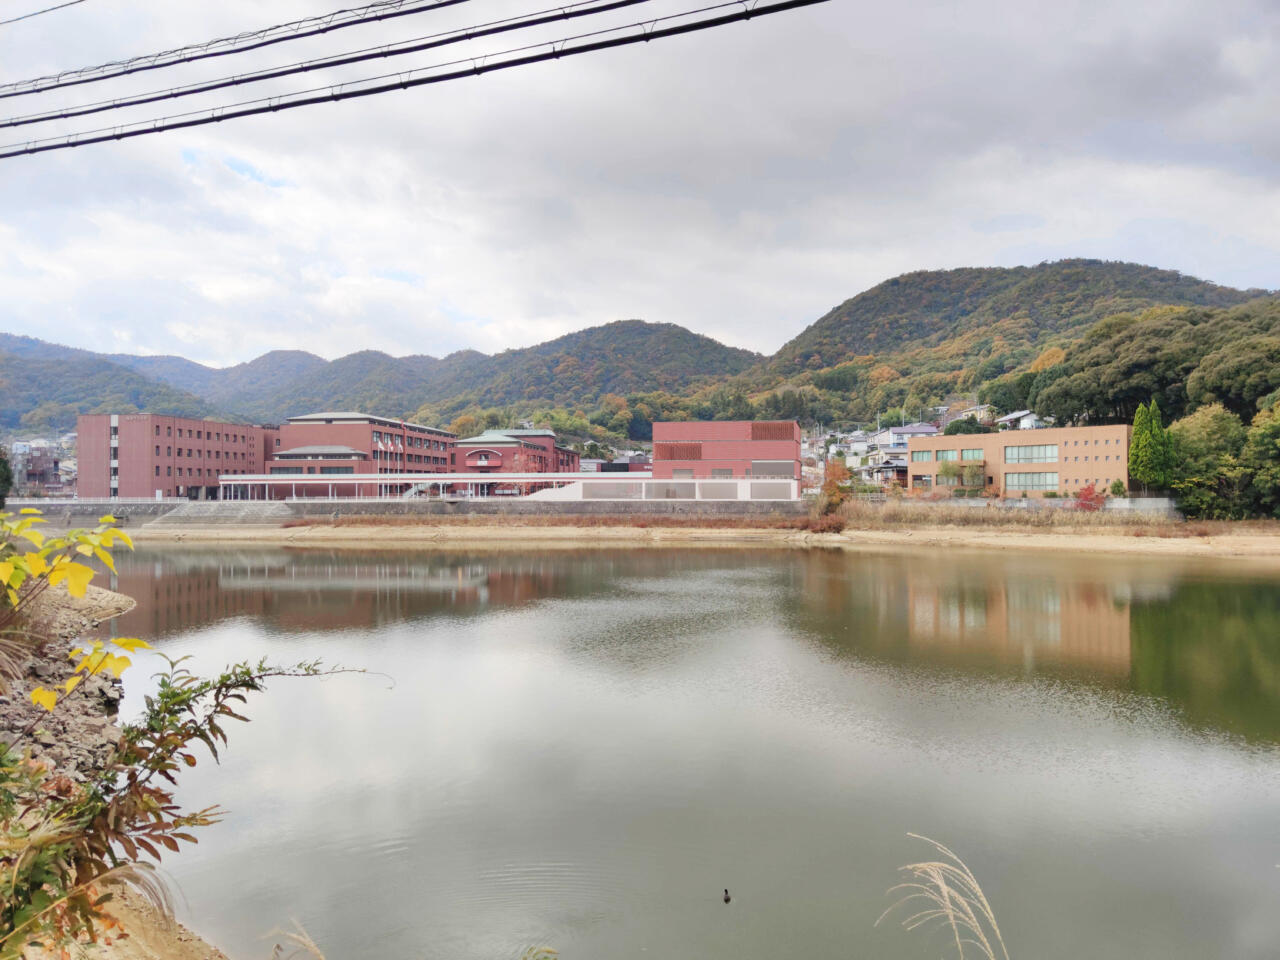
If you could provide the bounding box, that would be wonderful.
[1148,398,1177,489]
[1243,406,1280,517]
[0,449,11,509]
[1128,402,1152,492]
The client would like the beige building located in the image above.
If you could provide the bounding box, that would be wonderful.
[906,424,1131,498]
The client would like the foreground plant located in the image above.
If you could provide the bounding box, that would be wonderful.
[0,509,352,955]
[877,833,1010,960]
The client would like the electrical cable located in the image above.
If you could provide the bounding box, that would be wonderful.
[0,0,656,129]
[0,0,472,98]
[4,0,830,161]
[0,0,86,27]
[0,0,832,160]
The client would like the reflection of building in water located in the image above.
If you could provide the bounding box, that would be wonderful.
[906,577,1130,674]
[108,552,587,639]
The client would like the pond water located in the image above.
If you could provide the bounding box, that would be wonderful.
[106,546,1280,959]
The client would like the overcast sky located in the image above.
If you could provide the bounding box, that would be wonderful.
[0,0,1277,367]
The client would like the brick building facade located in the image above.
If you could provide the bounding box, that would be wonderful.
[77,414,278,499]
[651,421,801,480]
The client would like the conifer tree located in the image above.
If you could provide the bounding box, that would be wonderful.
[1128,402,1152,493]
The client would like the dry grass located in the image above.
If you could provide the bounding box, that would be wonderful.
[268,921,326,960]
[878,834,1010,960]
[837,499,1178,531]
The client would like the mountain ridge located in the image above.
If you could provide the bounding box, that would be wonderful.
[2,260,1273,436]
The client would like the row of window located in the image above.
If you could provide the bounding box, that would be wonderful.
[154,425,248,443]
[371,430,449,450]
[269,467,355,475]
[155,445,252,461]
[911,448,984,462]
[155,466,254,478]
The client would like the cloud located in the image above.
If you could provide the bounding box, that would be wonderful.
[0,0,1277,366]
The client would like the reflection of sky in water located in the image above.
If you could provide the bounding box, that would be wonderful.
[110,547,1280,960]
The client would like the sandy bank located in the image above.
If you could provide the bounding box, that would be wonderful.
[130,519,1280,563]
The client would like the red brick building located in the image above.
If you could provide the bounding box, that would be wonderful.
[265,411,456,496]
[77,414,278,499]
[652,421,801,480]
[454,429,579,474]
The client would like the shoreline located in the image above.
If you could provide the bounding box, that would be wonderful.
[130,520,1280,564]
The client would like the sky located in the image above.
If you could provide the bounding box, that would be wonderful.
[0,0,1277,368]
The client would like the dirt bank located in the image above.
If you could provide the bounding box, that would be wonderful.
[130,518,1280,564]
[3,585,234,960]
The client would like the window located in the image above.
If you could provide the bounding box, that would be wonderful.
[961,448,983,461]
[936,473,960,486]
[672,469,695,479]
[910,450,932,462]
[167,427,172,436]
[166,466,172,476]
[936,449,958,462]
[751,460,794,477]
[166,446,172,456]
[913,476,933,489]
[320,467,354,475]
[155,466,160,476]
[155,445,160,455]
[1005,444,1057,463]
[711,468,733,478]
[1006,471,1059,491]
[270,467,304,474]
[155,426,160,436]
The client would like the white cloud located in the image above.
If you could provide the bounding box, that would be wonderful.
[0,0,1277,366]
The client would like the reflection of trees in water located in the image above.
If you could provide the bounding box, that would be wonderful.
[1131,582,1280,744]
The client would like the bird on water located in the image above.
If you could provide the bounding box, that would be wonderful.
[723,889,731,904]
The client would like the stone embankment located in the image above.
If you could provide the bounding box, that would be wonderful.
[0,583,133,778]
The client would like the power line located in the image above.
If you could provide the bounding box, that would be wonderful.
[0,0,472,98]
[0,0,831,161]
[0,0,656,130]
[0,0,85,27]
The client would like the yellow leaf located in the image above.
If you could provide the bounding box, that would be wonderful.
[19,507,41,515]
[112,638,151,653]
[76,544,93,556]
[22,553,48,577]
[93,547,116,572]
[0,561,12,585]
[64,675,83,694]
[60,562,95,598]
[29,687,57,711]
[19,528,44,548]
[98,653,131,678]
[6,588,17,607]
[98,514,117,524]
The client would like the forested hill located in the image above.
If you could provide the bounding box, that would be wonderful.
[1,320,761,431]
[2,261,1272,439]
[0,335,216,431]
[772,260,1260,375]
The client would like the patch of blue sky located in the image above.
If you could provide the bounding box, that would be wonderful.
[375,269,424,286]
[223,156,289,188]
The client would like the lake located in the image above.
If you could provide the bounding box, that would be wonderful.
[106,545,1280,959]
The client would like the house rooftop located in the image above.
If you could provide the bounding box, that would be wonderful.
[995,409,1033,423]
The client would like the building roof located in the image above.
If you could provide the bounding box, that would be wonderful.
[274,445,368,457]
[456,431,530,446]
[890,422,939,435]
[286,411,453,434]
[995,409,1033,423]
[499,428,557,438]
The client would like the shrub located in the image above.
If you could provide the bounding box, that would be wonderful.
[806,513,846,534]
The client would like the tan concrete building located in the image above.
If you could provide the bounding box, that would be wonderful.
[906,424,1131,498]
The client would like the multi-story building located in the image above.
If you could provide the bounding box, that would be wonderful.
[452,428,579,475]
[651,421,800,479]
[77,414,278,499]
[906,424,1131,498]
[266,411,454,477]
